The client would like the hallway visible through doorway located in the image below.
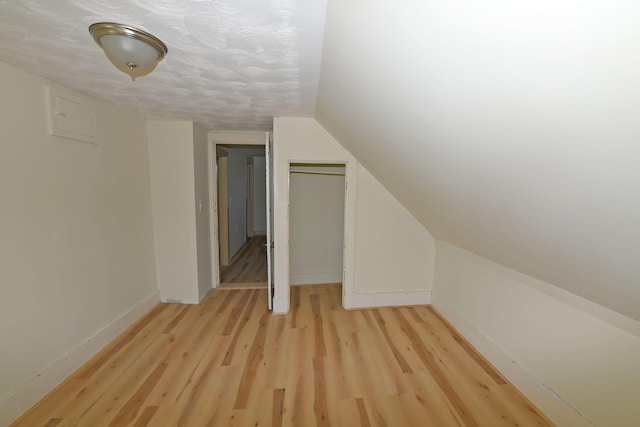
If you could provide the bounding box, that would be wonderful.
[220,236,267,288]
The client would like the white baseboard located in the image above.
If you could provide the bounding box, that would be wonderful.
[343,290,431,309]
[0,290,160,426]
[290,271,342,285]
[432,296,594,427]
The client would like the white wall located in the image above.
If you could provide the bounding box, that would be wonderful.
[290,165,345,284]
[226,147,248,259]
[433,240,640,427]
[192,123,212,301]
[353,164,434,295]
[317,0,640,323]
[147,121,200,303]
[273,117,436,312]
[0,61,158,423]
[252,156,267,234]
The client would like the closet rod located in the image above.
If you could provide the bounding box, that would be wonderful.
[290,171,345,177]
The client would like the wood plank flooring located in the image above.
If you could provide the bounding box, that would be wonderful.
[220,235,267,286]
[12,284,554,427]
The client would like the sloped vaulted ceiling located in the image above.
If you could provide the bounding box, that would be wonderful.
[316,0,640,320]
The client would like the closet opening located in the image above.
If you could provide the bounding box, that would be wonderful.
[289,162,346,300]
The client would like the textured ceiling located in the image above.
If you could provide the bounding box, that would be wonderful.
[0,0,327,130]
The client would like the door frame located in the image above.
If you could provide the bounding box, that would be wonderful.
[288,162,347,287]
[217,155,229,267]
[208,132,270,290]
[272,152,357,313]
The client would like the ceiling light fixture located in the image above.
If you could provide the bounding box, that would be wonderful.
[89,22,168,81]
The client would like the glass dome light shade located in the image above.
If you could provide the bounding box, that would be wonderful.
[89,22,168,80]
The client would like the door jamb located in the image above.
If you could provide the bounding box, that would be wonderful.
[207,132,268,289]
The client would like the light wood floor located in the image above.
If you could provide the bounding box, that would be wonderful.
[220,235,267,286]
[12,284,553,427]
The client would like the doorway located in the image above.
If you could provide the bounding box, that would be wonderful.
[289,163,346,289]
[216,144,268,288]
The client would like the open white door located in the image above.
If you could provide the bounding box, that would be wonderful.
[265,132,274,310]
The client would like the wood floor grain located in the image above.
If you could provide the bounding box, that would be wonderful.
[220,235,267,285]
[11,284,554,427]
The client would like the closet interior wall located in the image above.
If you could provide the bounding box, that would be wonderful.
[289,163,346,285]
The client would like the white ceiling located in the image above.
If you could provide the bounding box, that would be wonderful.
[317,0,640,321]
[0,0,327,130]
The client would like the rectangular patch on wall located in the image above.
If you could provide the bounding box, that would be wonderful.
[45,84,97,144]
